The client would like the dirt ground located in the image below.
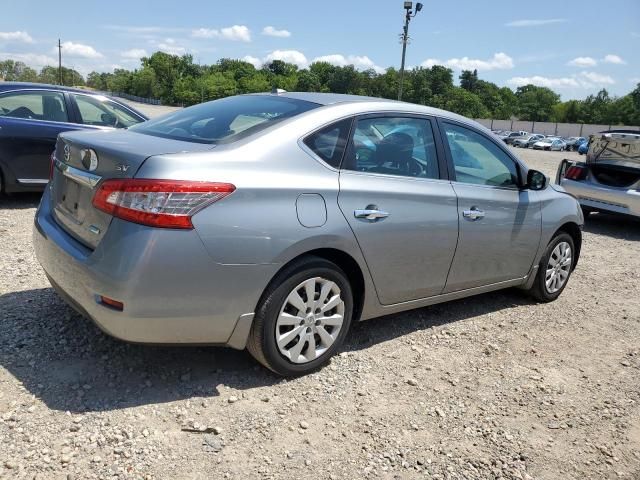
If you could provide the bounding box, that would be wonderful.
[0,146,639,480]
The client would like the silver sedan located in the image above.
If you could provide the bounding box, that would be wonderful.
[34,92,584,376]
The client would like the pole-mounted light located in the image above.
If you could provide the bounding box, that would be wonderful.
[398,2,423,100]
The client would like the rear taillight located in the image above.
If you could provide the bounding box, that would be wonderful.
[92,179,235,229]
[49,151,56,180]
[564,165,587,181]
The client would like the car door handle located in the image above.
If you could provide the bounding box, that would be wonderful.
[462,207,485,220]
[354,206,390,221]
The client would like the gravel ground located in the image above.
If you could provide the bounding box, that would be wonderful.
[1,146,639,480]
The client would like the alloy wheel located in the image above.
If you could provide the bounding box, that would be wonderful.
[545,241,572,293]
[275,277,345,364]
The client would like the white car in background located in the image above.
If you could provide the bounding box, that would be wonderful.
[533,138,567,151]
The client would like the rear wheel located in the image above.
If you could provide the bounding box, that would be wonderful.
[526,233,575,302]
[247,256,353,376]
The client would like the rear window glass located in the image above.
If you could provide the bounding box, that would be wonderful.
[130,95,319,144]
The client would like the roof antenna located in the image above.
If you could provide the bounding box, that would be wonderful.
[271,87,287,94]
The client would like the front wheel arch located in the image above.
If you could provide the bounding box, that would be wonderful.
[554,222,582,270]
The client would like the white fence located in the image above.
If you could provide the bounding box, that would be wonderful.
[474,119,640,137]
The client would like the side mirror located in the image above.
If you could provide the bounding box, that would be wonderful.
[527,169,547,190]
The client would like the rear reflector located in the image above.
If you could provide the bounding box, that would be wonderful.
[564,165,587,181]
[92,179,235,229]
[99,296,124,311]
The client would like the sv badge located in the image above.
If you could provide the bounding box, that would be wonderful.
[115,164,130,173]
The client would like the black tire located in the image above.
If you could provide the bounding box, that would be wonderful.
[246,256,354,376]
[526,233,575,302]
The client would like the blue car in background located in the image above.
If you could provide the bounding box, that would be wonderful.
[0,82,147,194]
[578,139,589,155]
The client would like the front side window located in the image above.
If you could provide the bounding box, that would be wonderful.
[342,116,439,179]
[303,118,351,168]
[73,94,142,128]
[0,91,68,122]
[130,95,319,144]
[443,122,519,188]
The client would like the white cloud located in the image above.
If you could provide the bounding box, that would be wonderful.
[603,54,626,65]
[104,25,186,34]
[421,52,514,71]
[568,56,597,67]
[157,38,186,55]
[242,55,261,68]
[0,52,56,67]
[580,71,615,85]
[312,54,384,73]
[262,26,291,38]
[54,41,103,59]
[507,71,615,89]
[263,49,308,68]
[508,75,580,88]
[121,48,148,59]
[0,31,34,43]
[505,19,567,27]
[192,25,251,42]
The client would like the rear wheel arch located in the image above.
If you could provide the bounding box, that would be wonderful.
[258,248,366,323]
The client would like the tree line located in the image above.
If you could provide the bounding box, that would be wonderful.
[2,52,639,126]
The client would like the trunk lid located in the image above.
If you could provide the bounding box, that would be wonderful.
[51,129,214,249]
[587,132,640,169]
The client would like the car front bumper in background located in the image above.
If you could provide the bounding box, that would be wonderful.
[560,178,640,217]
[33,188,275,346]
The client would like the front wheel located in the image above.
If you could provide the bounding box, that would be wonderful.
[526,233,575,302]
[247,256,353,376]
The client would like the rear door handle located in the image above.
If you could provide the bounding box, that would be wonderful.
[354,205,390,221]
[462,207,485,220]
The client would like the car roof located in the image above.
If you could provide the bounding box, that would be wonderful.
[253,91,402,106]
[248,91,475,125]
[0,81,96,94]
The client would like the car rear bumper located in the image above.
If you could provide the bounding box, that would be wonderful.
[559,178,640,217]
[33,188,275,346]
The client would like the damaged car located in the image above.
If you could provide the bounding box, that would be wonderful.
[557,130,640,218]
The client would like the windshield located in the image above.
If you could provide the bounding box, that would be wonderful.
[130,95,319,144]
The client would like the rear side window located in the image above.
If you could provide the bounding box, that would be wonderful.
[73,94,141,128]
[303,118,352,168]
[342,116,440,179]
[130,95,319,144]
[0,91,68,122]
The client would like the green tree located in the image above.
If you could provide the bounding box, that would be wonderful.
[515,84,560,121]
[435,87,489,118]
[459,69,478,92]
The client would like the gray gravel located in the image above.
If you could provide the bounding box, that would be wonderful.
[1,147,639,479]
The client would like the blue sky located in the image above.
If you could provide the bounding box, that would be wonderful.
[1,0,638,99]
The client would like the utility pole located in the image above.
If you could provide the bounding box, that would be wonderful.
[58,39,63,85]
[398,1,423,101]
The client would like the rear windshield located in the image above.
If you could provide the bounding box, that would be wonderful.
[130,95,319,144]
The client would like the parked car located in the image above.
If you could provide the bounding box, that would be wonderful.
[500,131,528,144]
[0,82,147,193]
[564,137,587,151]
[533,138,567,151]
[578,140,589,155]
[34,92,583,376]
[512,134,544,148]
[557,130,640,218]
